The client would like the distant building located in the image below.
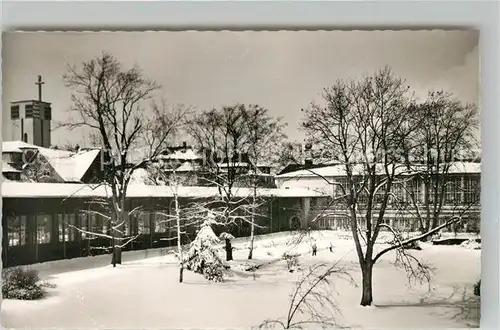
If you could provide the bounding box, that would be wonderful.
[143,142,275,188]
[2,141,106,184]
[276,161,480,232]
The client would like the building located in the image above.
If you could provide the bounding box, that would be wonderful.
[2,75,109,184]
[1,141,106,184]
[276,161,481,231]
[1,182,317,267]
[147,143,275,188]
[9,76,51,148]
[10,100,52,148]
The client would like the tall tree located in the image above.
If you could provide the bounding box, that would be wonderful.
[186,104,284,243]
[402,91,480,235]
[242,105,287,259]
[302,67,468,306]
[62,52,184,266]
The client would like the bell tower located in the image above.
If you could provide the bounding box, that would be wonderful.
[10,75,52,148]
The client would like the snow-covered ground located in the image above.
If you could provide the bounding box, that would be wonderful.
[1,230,480,328]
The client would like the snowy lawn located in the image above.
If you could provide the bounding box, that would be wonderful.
[1,230,480,328]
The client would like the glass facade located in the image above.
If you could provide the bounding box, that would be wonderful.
[36,214,52,244]
[8,215,27,246]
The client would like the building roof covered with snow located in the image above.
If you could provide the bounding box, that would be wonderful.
[1,181,325,199]
[2,141,104,183]
[276,162,481,179]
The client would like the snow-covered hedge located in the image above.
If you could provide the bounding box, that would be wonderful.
[2,267,47,300]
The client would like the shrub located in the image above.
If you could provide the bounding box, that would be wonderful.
[184,219,224,282]
[474,279,480,296]
[2,267,46,300]
[202,262,224,282]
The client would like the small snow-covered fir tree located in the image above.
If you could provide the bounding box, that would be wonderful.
[184,213,224,282]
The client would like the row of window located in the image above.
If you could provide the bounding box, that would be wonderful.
[6,211,189,247]
[330,177,479,205]
[10,105,52,120]
[315,215,479,232]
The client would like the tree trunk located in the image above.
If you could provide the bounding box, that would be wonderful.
[248,221,254,260]
[110,211,123,267]
[175,192,183,283]
[112,246,122,266]
[360,261,374,306]
[225,239,233,261]
[248,183,257,260]
[179,263,184,283]
[111,236,116,267]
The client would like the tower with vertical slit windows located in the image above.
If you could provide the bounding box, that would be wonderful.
[10,75,51,148]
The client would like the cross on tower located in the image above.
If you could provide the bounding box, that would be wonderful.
[35,75,45,101]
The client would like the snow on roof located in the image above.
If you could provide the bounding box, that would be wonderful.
[276,162,481,178]
[1,182,325,199]
[159,149,201,161]
[448,162,481,174]
[2,141,101,182]
[218,162,250,168]
[173,161,198,172]
[46,149,101,182]
[2,141,39,153]
[2,162,21,173]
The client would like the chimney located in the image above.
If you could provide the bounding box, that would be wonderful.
[75,144,80,153]
[182,141,187,149]
[304,142,313,167]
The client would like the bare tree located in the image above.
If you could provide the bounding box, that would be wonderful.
[278,141,306,171]
[301,67,471,306]
[186,104,282,243]
[242,105,287,259]
[61,52,184,267]
[258,263,354,329]
[402,91,480,235]
[145,160,203,283]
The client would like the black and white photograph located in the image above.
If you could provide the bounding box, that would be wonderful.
[1,30,480,328]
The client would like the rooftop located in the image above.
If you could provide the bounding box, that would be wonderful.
[11,100,52,105]
[1,182,324,199]
[276,162,481,178]
[2,141,102,182]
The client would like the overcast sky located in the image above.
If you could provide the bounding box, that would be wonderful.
[2,30,479,147]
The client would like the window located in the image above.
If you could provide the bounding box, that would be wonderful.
[464,177,480,204]
[8,215,27,246]
[80,213,88,239]
[154,212,169,233]
[91,213,104,236]
[25,104,34,118]
[444,177,462,204]
[138,212,151,235]
[62,214,79,241]
[4,173,21,181]
[11,105,20,119]
[44,106,52,120]
[37,214,52,244]
[408,178,422,204]
[58,214,65,242]
[335,177,348,198]
[41,119,44,146]
[392,183,406,204]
